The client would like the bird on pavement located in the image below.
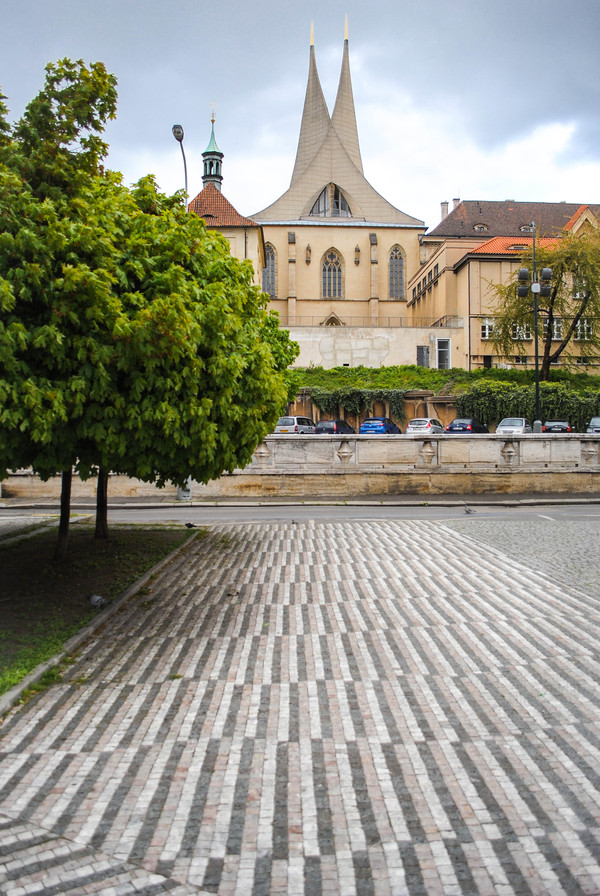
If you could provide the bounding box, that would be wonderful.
[464,504,476,514]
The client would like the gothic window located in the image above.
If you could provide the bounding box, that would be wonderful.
[389,246,404,299]
[262,244,276,298]
[310,184,352,218]
[322,249,343,298]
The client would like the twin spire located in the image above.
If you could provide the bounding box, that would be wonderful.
[253,24,424,226]
[291,20,363,184]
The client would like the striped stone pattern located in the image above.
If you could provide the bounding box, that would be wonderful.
[1,519,600,895]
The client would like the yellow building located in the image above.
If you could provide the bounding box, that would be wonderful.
[412,200,600,371]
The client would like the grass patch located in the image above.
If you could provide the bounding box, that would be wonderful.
[0,523,195,697]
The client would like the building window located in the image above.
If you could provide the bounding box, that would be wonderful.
[310,183,352,218]
[575,318,593,341]
[322,249,343,298]
[512,323,532,340]
[262,243,276,298]
[437,338,451,370]
[481,319,494,340]
[389,246,404,299]
[433,264,439,279]
[543,318,563,340]
[473,223,488,232]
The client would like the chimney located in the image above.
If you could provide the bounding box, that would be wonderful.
[453,197,461,210]
[441,201,449,220]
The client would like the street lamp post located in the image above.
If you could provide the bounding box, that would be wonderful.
[172,124,192,500]
[517,222,552,432]
[172,124,188,209]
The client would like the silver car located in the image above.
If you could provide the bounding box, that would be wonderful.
[495,417,532,435]
[273,415,316,434]
[405,417,445,434]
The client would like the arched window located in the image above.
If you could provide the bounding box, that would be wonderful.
[389,246,404,299]
[262,243,276,298]
[310,184,352,218]
[322,249,343,298]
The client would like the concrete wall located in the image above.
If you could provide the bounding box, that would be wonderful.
[286,325,463,369]
[4,435,600,501]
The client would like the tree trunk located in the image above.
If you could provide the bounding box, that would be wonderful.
[54,468,72,560]
[95,467,109,539]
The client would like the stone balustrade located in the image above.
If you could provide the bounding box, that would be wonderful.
[3,435,600,500]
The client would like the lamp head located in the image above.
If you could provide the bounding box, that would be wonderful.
[172,124,184,143]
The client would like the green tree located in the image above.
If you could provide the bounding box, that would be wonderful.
[489,227,600,379]
[0,60,119,555]
[0,62,298,554]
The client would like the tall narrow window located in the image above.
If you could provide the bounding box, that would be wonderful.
[262,243,276,298]
[389,247,404,299]
[322,250,343,298]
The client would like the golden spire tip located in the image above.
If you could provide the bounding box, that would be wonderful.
[311,22,314,46]
[345,15,348,40]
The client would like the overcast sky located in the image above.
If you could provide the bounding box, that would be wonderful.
[3,0,600,231]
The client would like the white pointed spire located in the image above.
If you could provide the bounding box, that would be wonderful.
[331,20,363,174]
[290,25,330,182]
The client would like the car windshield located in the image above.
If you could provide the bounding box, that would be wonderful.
[500,418,523,426]
[277,417,294,425]
[409,419,428,426]
[452,419,470,425]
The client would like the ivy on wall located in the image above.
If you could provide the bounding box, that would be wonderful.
[310,388,408,423]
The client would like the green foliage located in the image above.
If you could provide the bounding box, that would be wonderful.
[455,380,600,431]
[310,386,407,422]
[0,61,298,502]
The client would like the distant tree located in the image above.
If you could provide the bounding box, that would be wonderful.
[489,228,600,379]
[0,62,298,553]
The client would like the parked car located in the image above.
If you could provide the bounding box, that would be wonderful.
[586,416,600,433]
[405,417,444,434]
[273,415,316,434]
[314,419,355,434]
[542,420,572,433]
[495,417,532,435]
[359,417,401,434]
[445,417,489,434]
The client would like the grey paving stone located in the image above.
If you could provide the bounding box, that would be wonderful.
[1,519,600,894]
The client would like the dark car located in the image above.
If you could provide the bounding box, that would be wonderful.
[359,416,401,434]
[542,420,572,433]
[315,419,355,434]
[445,417,489,434]
[586,416,600,433]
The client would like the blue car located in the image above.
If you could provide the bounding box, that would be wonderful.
[359,416,401,434]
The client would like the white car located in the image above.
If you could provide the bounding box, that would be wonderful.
[495,417,532,434]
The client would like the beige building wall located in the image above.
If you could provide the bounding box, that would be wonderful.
[263,222,422,329]
[217,227,265,288]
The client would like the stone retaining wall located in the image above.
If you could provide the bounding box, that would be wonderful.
[3,434,600,500]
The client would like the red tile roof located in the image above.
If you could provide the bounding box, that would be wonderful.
[188,182,259,228]
[469,236,559,255]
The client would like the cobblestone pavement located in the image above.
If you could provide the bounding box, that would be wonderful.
[1,518,600,895]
